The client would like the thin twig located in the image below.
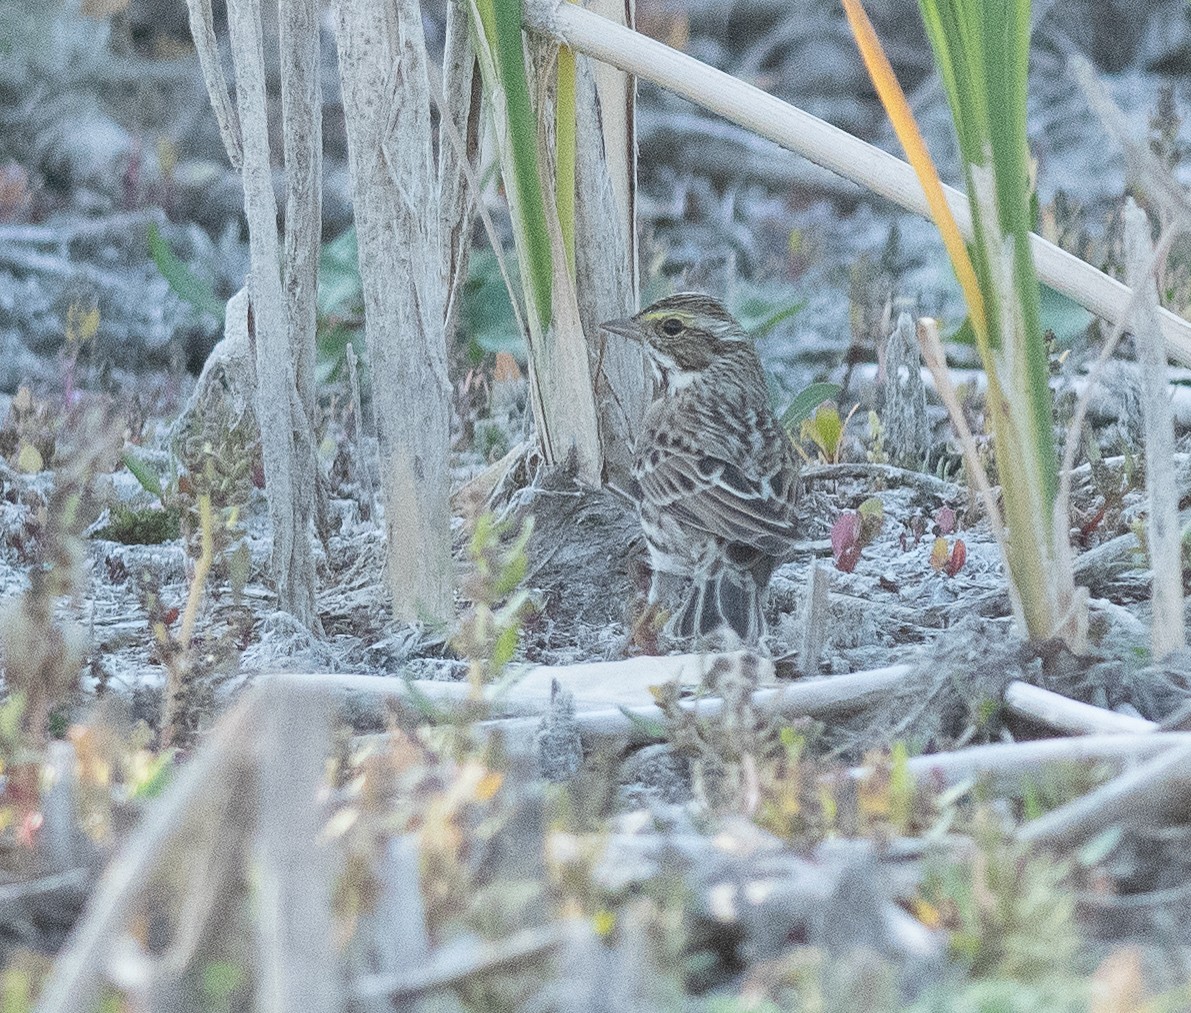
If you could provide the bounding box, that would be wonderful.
[1017,742,1191,847]
[353,923,566,1003]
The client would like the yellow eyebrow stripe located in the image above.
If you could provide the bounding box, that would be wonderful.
[642,310,694,323]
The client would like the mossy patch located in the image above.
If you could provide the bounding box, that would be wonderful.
[94,504,181,545]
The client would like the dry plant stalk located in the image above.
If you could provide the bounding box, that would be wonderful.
[574,53,649,484]
[182,0,242,167]
[36,686,344,1012]
[335,0,453,623]
[187,0,321,628]
[439,0,481,344]
[467,0,604,484]
[1123,199,1186,660]
[279,0,326,540]
[570,0,649,484]
[34,697,260,1013]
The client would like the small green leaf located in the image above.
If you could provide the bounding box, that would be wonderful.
[490,622,519,673]
[148,223,225,321]
[782,382,843,429]
[122,449,164,499]
[129,750,174,801]
[318,226,362,317]
[801,403,844,459]
[617,706,667,739]
[889,740,914,833]
[1040,282,1094,345]
[461,249,525,361]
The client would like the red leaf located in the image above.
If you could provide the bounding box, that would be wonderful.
[944,539,967,577]
[835,544,862,573]
[832,512,863,571]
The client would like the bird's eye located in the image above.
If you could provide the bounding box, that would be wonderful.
[661,317,683,337]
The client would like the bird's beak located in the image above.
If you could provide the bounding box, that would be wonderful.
[600,317,640,341]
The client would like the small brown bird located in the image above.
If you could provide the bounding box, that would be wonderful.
[602,294,801,646]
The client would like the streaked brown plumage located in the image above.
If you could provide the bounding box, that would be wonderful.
[602,294,800,645]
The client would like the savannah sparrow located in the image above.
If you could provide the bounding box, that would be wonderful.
[601,294,800,646]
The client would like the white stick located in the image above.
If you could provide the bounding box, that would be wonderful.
[1003,681,1158,736]
[183,0,243,168]
[898,733,1191,791]
[226,0,318,627]
[1018,742,1191,846]
[334,0,454,622]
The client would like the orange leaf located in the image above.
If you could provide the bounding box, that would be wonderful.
[840,0,987,342]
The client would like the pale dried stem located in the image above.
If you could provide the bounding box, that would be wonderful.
[254,685,344,1012]
[344,342,377,524]
[353,924,565,1004]
[33,698,260,1013]
[1055,225,1179,549]
[574,56,649,484]
[225,0,319,628]
[426,50,531,349]
[895,732,1191,792]
[335,0,453,622]
[278,0,326,540]
[1124,199,1187,660]
[182,0,243,168]
[1017,742,1191,847]
[917,317,1023,630]
[1003,681,1158,736]
[438,0,480,343]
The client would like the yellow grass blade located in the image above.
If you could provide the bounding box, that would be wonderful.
[841,0,987,342]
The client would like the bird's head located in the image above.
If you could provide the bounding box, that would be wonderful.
[601,293,748,391]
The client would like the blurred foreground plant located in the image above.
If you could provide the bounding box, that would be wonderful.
[455,513,536,696]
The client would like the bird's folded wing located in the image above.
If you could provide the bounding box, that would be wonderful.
[639,446,796,554]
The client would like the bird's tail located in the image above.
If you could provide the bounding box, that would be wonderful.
[671,568,765,645]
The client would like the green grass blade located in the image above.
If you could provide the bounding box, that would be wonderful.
[147,223,225,322]
[555,40,577,275]
[486,0,553,330]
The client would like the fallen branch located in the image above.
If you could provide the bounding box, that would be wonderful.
[895,732,1191,792]
[352,923,565,1003]
[278,662,917,756]
[1003,681,1158,736]
[1017,742,1191,847]
[33,696,260,1013]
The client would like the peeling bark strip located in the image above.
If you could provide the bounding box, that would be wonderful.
[335,0,453,623]
[439,0,480,345]
[225,0,320,628]
[182,0,243,168]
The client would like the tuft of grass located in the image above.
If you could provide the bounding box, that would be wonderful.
[843,0,1084,649]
